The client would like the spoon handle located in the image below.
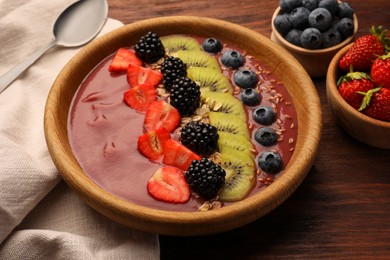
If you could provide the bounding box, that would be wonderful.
[0,39,57,94]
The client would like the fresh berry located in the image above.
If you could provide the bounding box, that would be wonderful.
[202,38,223,53]
[144,100,181,132]
[137,127,171,160]
[123,84,157,111]
[279,0,303,13]
[336,18,354,39]
[337,2,354,19]
[233,69,259,89]
[289,7,310,30]
[308,8,332,32]
[161,56,187,91]
[300,27,322,49]
[302,0,319,11]
[321,29,341,48]
[108,48,142,72]
[371,53,390,89]
[127,64,163,87]
[339,26,389,72]
[169,77,201,116]
[162,139,202,171]
[185,158,226,200]
[319,0,339,14]
[252,106,276,125]
[258,151,284,174]
[358,87,390,122]
[254,127,279,146]
[134,31,165,63]
[180,121,219,157]
[147,167,190,204]
[274,14,292,36]
[337,71,375,109]
[285,29,303,46]
[240,88,261,106]
[221,50,245,69]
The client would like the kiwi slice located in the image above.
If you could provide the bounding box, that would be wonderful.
[187,67,233,94]
[161,35,201,56]
[217,131,254,153]
[209,112,250,138]
[178,50,220,71]
[219,150,256,202]
[202,91,246,121]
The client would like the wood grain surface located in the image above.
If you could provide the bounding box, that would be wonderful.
[107,0,390,259]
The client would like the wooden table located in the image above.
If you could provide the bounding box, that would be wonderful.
[107,1,390,258]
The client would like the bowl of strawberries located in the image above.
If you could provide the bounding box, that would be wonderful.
[326,26,390,149]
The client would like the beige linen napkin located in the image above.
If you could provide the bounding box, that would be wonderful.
[0,0,159,259]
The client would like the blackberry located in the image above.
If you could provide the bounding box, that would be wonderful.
[181,121,219,157]
[134,31,165,63]
[161,56,187,91]
[185,158,226,199]
[170,77,200,116]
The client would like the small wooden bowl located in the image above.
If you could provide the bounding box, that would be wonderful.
[271,7,358,77]
[44,16,322,236]
[326,44,390,149]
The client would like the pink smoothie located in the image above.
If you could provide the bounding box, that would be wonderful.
[68,37,298,212]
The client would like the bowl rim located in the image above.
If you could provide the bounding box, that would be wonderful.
[271,6,358,55]
[327,43,390,128]
[44,15,322,235]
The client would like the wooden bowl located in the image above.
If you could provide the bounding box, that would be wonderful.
[326,44,390,149]
[44,16,322,236]
[271,7,358,78]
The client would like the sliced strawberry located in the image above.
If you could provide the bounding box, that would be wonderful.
[163,139,201,171]
[144,100,181,132]
[147,167,190,204]
[137,127,171,160]
[108,48,142,72]
[123,84,157,111]
[127,63,163,87]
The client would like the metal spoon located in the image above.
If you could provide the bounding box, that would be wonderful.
[0,0,108,94]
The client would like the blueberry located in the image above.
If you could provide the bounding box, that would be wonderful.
[285,29,303,46]
[302,0,319,11]
[321,28,341,48]
[289,7,311,30]
[279,0,303,13]
[336,18,354,39]
[240,88,261,106]
[233,69,259,89]
[254,127,279,146]
[319,0,339,14]
[274,14,292,36]
[308,8,332,32]
[221,50,244,69]
[258,151,283,174]
[202,38,223,53]
[252,106,276,125]
[337,2,354,19]
[300,27,322,49]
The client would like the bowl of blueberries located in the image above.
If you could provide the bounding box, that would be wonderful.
[271,0,358,77]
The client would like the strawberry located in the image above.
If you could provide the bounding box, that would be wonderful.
[147,167,190,204]
[123,84,157,112]
[163,139,201,171]
[371,53,390,89]
[358,87,390,122]
[144,100,181,132]
[127,63,162,87]
[337,70,375,109]
[137,127,171,160]
[339,26,390,72]
[108,48,142,72]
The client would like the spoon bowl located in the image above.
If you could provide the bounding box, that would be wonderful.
[0,0,108,93]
